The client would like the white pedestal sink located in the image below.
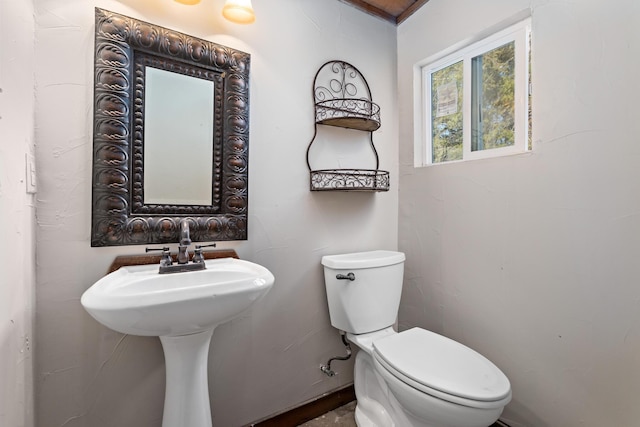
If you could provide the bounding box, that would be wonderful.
[81,257,274,427]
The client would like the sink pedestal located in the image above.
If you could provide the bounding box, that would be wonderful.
[160,329,215,427]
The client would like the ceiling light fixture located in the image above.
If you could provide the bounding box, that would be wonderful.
[222,0,255,24]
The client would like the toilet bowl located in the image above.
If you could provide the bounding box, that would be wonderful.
[322,251,511,427]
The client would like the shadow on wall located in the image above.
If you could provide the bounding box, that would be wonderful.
[79,316,167,425]
[501,399,551,427]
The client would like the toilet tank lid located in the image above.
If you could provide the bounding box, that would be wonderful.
[321,250,405,269]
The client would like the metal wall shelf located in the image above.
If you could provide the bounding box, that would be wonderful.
[306,60,389,192]
[310,169,389,191]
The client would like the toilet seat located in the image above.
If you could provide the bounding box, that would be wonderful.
[372,328,511,409]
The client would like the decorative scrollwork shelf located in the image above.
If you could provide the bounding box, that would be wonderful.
[306,60,389,192]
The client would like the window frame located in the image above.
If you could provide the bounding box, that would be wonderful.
[417,18,531,166]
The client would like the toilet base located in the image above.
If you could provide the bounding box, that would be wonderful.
[354,404,386,427]
[353,351,417,427]
[353,348,504,427]
[353,391,395,426]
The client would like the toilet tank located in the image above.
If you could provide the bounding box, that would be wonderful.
[321,250,405,334]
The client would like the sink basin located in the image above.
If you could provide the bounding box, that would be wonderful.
[81,257,274,427]
[81,257,274,337]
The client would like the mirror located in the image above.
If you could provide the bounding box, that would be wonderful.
[144,67,215,206]
[91,8,250,246]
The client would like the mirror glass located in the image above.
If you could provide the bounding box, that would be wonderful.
[143,67,214,206]
[91,8,250,246]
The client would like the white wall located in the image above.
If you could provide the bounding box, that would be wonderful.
[398,0,640,426]
[0,0,36,426]
[33,0,397,425]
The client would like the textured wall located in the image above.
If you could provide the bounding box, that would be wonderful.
[397,0,640,426]
[33,0,397,426]
[0,0,36,426]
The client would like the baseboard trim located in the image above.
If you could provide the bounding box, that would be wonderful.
[247,384,356,427]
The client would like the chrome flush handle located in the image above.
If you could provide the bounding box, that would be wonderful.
[336,272,356,281]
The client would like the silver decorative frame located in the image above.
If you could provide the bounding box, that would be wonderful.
[91,8,250,246]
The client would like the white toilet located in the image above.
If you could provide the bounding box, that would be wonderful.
[321,250,511,427]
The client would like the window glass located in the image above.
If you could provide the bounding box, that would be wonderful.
[431,61,463,163]
[471,41,515,152]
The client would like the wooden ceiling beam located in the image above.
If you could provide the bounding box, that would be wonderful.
[396,0,431,24]
[339,0,396,24]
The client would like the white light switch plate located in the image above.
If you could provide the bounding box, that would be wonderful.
[26,153,36,194]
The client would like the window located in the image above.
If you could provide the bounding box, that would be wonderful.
[417,18,531,165]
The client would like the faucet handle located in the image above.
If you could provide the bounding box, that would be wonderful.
[193,243,216,264]
[145,246,170,253]
[192,248,204,264]
[194,243,217,250]
[146,246,173,266]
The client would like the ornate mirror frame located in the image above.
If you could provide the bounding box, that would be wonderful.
[91,8,250,246]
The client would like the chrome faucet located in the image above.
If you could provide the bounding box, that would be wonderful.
[146,220,216,274]
[177,220,192,264]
